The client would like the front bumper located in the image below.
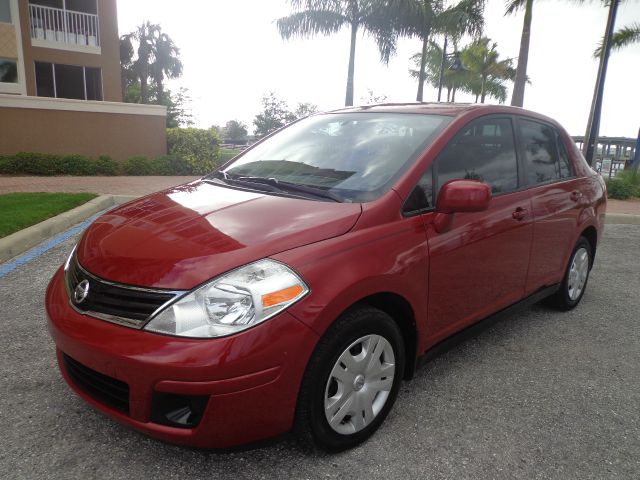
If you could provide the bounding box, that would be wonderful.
[46,267,319,448]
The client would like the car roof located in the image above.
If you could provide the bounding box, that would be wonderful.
[328,103,559,125]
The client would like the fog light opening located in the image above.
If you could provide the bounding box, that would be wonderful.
[151,392,208,429]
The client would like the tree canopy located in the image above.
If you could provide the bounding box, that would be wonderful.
[277,0,399,106]
[120,22,190,127]
[253,93,318,138]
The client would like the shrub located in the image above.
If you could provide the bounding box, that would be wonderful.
[11,152,64,175]
[166,128,220,174]
[606,178,634,200]
[59,154,98,176]
[122,156,154,176]
[0,155,18,174]
[151,154,194,175]
[95,155,120,176]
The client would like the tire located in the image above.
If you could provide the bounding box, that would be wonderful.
[548,236,593,310]
[294,305,405,452]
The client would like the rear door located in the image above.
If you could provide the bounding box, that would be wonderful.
[423,115,534,344]
[515,118,583,294]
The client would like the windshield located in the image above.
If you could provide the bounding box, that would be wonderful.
[220,113,451,202]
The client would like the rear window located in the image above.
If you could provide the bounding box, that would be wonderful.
[224,113,451,202]
[520,119,563,185]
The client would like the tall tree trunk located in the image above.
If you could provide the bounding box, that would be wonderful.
[511,0,533,107]
[416,34,429,102]
[447,87,451,102]
[345,23,357,106]
[452,83,457,102]
[481,75,487,103]
[140,72,149,103]
[156,70,164,105]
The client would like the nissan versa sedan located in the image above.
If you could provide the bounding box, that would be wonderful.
[46,104,606,451]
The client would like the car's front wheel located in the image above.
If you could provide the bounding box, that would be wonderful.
[294,305,405,451]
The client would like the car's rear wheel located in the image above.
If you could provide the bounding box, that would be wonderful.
[549,236,593,310]
[294,305,405,451]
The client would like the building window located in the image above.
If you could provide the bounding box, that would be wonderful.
[35,61,103,100]
[0,0,11,23]
[0,58,17,83]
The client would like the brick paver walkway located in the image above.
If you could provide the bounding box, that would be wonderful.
[1,176,639,215]
[0,176,200,197]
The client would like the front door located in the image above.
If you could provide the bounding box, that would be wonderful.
[424,116,534,346]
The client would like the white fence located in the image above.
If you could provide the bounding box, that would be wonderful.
[29,3,100,47]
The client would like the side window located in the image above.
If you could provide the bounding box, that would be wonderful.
[556,134,573,178]
[435,117,518,196]
[403,165,433,214]
[520,119,561,185]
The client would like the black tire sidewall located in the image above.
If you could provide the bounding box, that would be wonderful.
[302,307,405,451]
[559,237,592,309]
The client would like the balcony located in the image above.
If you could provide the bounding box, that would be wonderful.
[29,1,100,53]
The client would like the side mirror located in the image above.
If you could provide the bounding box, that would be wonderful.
[433,179,492,233]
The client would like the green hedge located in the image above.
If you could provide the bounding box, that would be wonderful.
[0,152,120,176]
[167,128,221,174]
[605,169,640,200]
[0,152,203,176]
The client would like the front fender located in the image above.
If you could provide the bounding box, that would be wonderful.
[273,215,430,351]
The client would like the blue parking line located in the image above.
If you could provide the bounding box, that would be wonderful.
[0,210,106,279]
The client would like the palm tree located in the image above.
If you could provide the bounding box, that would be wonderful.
[150,33,183,105]
[505,0,532,107]
[462,37,515,103]
[410,37,515,103]
[277,0,397,106]
[409,41,467,102]
[120,22,183,104]
[594,22,640,56]
[391,0,484,102]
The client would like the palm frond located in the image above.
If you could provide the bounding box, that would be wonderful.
[437,0,485,39]
[594,22,640,58]
[504,0,527,16]
[276,10,347,39]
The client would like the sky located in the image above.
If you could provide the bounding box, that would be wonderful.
[117,0,640,138]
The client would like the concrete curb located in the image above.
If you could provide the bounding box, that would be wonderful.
[0,194,135,263]
[605,214,640,225]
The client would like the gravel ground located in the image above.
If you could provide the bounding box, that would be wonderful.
[0,225,638,480]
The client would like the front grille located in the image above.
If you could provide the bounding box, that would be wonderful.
[62,354,130,414]
[65,253,182,328]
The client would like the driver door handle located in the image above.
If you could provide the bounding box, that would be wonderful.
[512,207,527,221]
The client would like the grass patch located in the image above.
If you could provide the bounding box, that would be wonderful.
[0,192,98,238]
[219,148,243,164]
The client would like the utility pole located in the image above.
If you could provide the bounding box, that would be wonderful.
[583,0,619,166]
[632,127,640,171]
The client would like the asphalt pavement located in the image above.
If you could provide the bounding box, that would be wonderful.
[0,225,638,480]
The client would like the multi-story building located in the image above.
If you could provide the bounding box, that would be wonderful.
[0,0,166,161]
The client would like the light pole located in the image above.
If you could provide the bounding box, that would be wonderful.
[437,37,465,103]
[583,0,620,166]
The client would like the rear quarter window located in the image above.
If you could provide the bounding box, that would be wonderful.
[519,119,563,185]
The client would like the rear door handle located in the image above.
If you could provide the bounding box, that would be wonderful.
[570,191,583,202]
[512,207,527,221]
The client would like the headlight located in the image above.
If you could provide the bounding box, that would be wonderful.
[144,259,309,338]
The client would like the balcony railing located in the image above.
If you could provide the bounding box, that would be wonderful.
[29,3,100,48]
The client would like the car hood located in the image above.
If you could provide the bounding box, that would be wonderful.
[76,181,362,289]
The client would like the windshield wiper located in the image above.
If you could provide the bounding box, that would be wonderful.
[207,171,342,202]
[235,176,342,203]
[206,171,282,193]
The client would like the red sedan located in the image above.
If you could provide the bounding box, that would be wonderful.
[46,104,606,451]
